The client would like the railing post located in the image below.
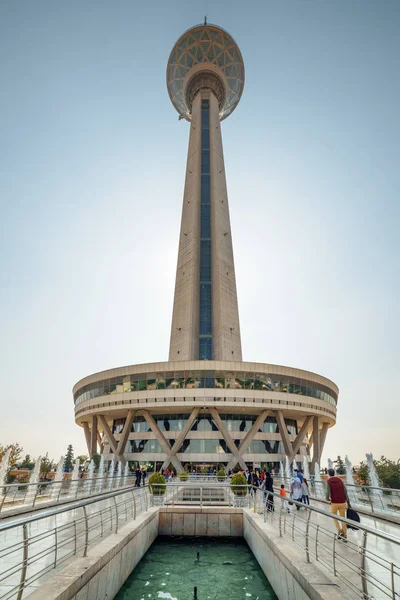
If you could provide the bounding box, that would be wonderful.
[73,519,77,554]
[305,509,311,563]
[365,487,374,513]
[333,533,337,577]
[291,509,296,541]
[57,482,63,503]
[360,530,368,599]
[113,496,118,533]
[83,505,89,557]
[200,486,203,507]
[32,484,40,507]
[0,489,8,513]
[391,563,395,600]
[16,523,29,600]
[54,518,58,567]
[315,524,319,561]
[131,489,136,520]
[278,509,282,537]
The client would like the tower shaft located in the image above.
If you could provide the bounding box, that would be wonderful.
[169,89,242,361]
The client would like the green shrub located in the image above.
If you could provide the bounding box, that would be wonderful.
[179,471,189,481]
[148,472,166,495]
[230,473,247,496]
[217,469,226,482]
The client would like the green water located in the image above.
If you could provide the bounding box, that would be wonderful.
[115,536,277,600]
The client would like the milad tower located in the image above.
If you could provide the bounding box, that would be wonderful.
[73,22,338,474]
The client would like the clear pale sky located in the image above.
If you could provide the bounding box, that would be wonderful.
[1,1,398,465]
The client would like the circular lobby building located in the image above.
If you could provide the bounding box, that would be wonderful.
[73,361,338,473]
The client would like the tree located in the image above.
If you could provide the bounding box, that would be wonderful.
[76,455,88,465]
[0,443,23,467]
[64,445,74,472]
[20,454,35,470]
[357,456,400,489]
[0,443,23,484]
[334,455,346,475]
[40,454,54,478]
[91,453,101,471]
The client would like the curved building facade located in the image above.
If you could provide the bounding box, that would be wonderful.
[74,361,337,472]
[73,23,338,472]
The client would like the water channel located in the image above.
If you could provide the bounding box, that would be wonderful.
[115,536,277,600]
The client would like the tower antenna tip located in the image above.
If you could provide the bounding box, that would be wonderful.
[204,16,207,25]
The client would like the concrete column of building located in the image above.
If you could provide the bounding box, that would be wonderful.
[116,410,135,456]
[168,95,202,361]
[209,91,242,360]
[318,422,329,464]
[311,416,320,472]
[226,410,270,471]
[274,410,293,459]
[291,416,313,458]
[161,407,199,470]
[90,415,98,456]
[83,422,91,456]
[209,408,246,470]
[142,410,184,473]
[98,415,126,467]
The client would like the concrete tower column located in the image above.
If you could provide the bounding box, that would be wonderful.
[168,96,201,361]
[169,88,242,361]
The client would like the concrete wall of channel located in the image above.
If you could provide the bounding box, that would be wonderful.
[28,507,349,600]
[158,506,243,536]
[27,509,159,600]
[243,510,346,600]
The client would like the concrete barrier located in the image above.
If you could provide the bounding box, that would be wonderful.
[27,507,350,600]
[159,506,243,537]
[27,508,159,600]
[243,510,347,600]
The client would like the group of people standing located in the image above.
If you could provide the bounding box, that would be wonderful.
[239,467,311,513]
[134,467,147,487]
[287,469,310,510]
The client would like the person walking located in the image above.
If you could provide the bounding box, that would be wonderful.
[135,467,141,487]
[326,468,351,542]
[280,484,290,513]
[141,469,147,487]
[263,472,274,512]
[290,471,303,510]
[301,478,310,506]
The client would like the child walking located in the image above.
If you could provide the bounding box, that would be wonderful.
[302,478,310,506]
[280,484,290,512]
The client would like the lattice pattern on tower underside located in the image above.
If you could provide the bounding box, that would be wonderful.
[166,24,245,120]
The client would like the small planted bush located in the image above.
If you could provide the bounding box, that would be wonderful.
[217,469,226,482]
[148,472,166,495]
[230,473,247,496]
[179,471,189,481]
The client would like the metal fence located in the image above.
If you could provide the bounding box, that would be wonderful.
[0,475,138,514]
[272,475,400,517]
[0,485,152,600]
[0,480,399,600]
[149,481,400,600]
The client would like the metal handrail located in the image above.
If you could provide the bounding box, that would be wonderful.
[0,481,398,600]
[147,482,400,545]
[273,475,400,495]
[0,474,139,515]
[0,484,145,532]
[0,484,156,600]
[0,474,136,491]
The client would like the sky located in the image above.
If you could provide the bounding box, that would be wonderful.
[0,0,399,466]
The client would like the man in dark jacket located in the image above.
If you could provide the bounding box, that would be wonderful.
[326,468,351,541]
[135,467,141,487]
